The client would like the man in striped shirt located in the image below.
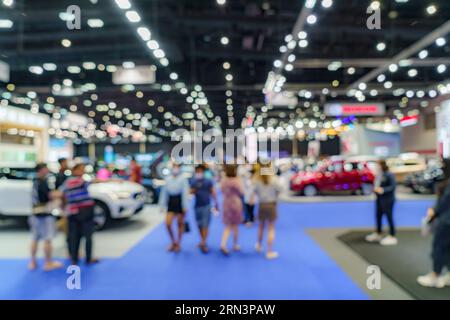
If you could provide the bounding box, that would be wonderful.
[60,163,98,265]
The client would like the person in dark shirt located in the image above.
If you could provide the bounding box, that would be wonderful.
[59,163,98,265]
[190,165,218,253]
[29,163,63,271]
[55,158,69,189]
[365,160,398,246]
[418,159,450,288]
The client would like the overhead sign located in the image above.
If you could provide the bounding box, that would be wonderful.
[0,60,10,83]
[325,103,385,116]
[112,66,156,85]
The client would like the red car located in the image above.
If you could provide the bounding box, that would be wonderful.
[290,160,375,196]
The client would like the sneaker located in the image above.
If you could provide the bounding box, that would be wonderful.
[380,235,398,246]
[440,273,450,286]
[365,232,383,243]
[266,251,279,260]
[417,273,445,288]
[255,243,262,253]
[43,261,63,272]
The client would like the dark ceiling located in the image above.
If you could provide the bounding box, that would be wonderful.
[0,0,449,142]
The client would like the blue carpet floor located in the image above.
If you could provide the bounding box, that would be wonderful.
[0,199,433,300]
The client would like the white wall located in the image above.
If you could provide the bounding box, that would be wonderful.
[401,115,436,155]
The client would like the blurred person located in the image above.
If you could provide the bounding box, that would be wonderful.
[55,158,69,189]
[129,156,143,184]
[417,159,450,288]
[159,163,190,252]
[243,165,256,227]
[220,164,244,255]
[28,163,63,271]
[254,164,282,259]
[60,163,99,265]
[365,160,398,246]
[190,164,219,253]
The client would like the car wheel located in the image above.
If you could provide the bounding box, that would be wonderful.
[303,185,318,197]
[93,201,110,230]
[361,183,373,195]
[143,187,155,204]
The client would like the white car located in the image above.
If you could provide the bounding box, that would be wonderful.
[0,169,145,230]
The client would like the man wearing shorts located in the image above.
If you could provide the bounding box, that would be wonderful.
[29,163,63,271]
[190,165,218,254]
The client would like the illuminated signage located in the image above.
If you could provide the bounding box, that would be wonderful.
[400,115,419,127]
[325,103,385,116]
[113,66,156,85]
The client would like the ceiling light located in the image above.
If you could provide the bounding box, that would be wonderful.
[306,14,317,24]
[347,67,356,75]
[388,64,398,72]
[288,54,296,62]
[169,72,178,80]
[305,0,317,9]
[279,45,287,53]
[29,66,43,75]
[125,11,141,23]
[418,49,428,59]
[436,37,446,47]
[298,39,308,48]
[43,63,57,71]
[153,49,165,58]
[137,27,151,41]
[2,0,14,7]
[284,34,293,43]
[160,58,169,66]
[220,36,229,45]
[217,0,226,5]
[67,66,81,74]
[147,40,159,50]
[87,19,104,28]
[122,61,135,69]
[63,79,73,86]
[437,64,446,73]
[273,60,282,68]
[61,39,71,47]
[408,69,418,77]
[384,81,393,89]
[115,0,131,9]
[225,74,233,81]
[358,83,367,90]
[0,19,14,29]
[376,42,386,51]
[426,5,437,15]
[59,12,75,22]
[297,31,307,39]
[223,62,231,69]
[285,64,294,72]
[82,62,96,70]
[321,0,333,8]
[370,1,381,10]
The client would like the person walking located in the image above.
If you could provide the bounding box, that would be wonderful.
[417,159,450,288]
[190,164,219,253]
[243,165,256,227]
[365,160,398,246]
[28,163,63,271]
[60,163,99,265]
[129,156,142,184]
[159,163,190,252]
[220,164,244,255]
[55,158,69,189]
[254,164,281,259]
